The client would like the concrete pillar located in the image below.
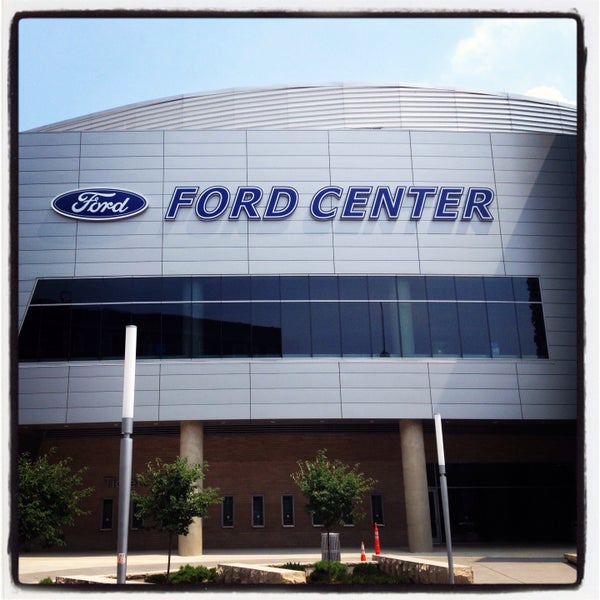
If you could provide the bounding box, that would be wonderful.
[178,421,204,556]
[400,419,433,552]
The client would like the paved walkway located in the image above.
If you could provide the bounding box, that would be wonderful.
[12,545,579,588]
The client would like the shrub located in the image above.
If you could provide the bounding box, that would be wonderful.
[350,562,409,584]
[38,577,55,585]
[280,562,307,572]
[145,564,216,585]
[309,560,349,583]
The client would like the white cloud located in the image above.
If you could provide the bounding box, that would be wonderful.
[523,86,575,105]
[448,18,576,103]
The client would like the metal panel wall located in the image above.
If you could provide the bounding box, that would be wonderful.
[18,127,578,424]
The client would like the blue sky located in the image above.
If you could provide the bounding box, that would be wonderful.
[17,15,578,130]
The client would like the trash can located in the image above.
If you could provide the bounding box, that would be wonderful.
[320,532,341,561]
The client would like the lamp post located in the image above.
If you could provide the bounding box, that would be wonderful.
[117,325,137,584]
[434,413,454,584]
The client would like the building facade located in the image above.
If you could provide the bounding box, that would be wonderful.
[17,84,579,553]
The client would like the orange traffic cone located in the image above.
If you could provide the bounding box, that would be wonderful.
[360,541,367,562]
[374,522,381,555]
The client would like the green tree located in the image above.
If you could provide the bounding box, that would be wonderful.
[18,448,93,549]
[132,456,220,580]
[291,449,377,576]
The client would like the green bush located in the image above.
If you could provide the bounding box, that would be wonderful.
[38,577,55,585]
[145,564,216,585]
[280,562,307,572]
[350,562,409,584]
[309,560,349,583]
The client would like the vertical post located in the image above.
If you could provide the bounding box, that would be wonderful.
[434,413,454,584]
[117,325,137,584]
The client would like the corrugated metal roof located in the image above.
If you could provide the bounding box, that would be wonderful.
[27,83,577,134]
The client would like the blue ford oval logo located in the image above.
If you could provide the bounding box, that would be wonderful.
[52,188,148,221]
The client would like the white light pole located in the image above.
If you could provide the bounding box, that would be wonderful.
[117,325,137,584]
[434,413,454,584]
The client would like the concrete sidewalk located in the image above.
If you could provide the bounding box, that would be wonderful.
[13,545,579,587]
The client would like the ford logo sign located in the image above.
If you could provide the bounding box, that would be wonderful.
[51,188,148,221]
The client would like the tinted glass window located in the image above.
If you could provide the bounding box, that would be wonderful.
[484,278,514,301]
[368,276,398,301]
[488,303,520,357]
[222,277,250,301]
[162,277,192,301]
[512,277,542,302]
[221,302,251,356]
[131,304,163,357]
[71,305,102,359]
[455,277,485,300]
[282,302,311,356]
[18,305,41,359]
[516,304,548,358]
[251,276,280,300]
[311,302,341,355]
[31,279,74,304]
[370,302,401,357]
[340,302,371,356]
[251,302,282,356]
[191,277,221,301]
[397,276,426,300]
[309,276,338,300]
[192,303,222,357]
[428,302,461,356]
[426,276,456,300]
[162,303,192,358]
[281,276,309,300]
[38,306,71,360]
[339,276,368,300]
[402,303,431,356]
[101,305,130,358]
[457,303,491,357]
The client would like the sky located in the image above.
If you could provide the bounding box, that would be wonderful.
[16,14,578,131]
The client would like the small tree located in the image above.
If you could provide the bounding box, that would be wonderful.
[18,448,94,550]
[132,456,220,580]
[291,449,376,575]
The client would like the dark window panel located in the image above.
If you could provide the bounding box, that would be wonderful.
[31,278,75,304]
[512,277,542,302]
[368,276,398,301]
[18,306,42,359]
[484,277,514,301]
[281,302,311,356]
[222,496,234,528]
[428,302,461,356]
[340,302,371,356]
[251,302,282,356]
[338,276,368,300]
[192,303,222,357]
[280,276,309,300]
[130,304,163,357]
[488,303,520,357]
[311,302,341,356]
[455,276,485,301]
[100,305,131,359]
[161,303,193,358]
[309,276,338,300]
[38,306,72,360]
[221,302,251,356]
[426,276,456,300]
[516,303,549,358]
[369,302,401,357]
[371,494,385,526]
[252,495,265,527]
[282,495,295,527]
[458,303,491,357]
[162,277,192,302]
[71,305,102,359]
[400,302,431,356]
[222,276,250,301]
[251,276,281,300]
[397,276,426,300]
[190,276,221,302]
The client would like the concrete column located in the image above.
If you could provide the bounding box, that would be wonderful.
[400,419,433,552]
[178,421,204,556]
